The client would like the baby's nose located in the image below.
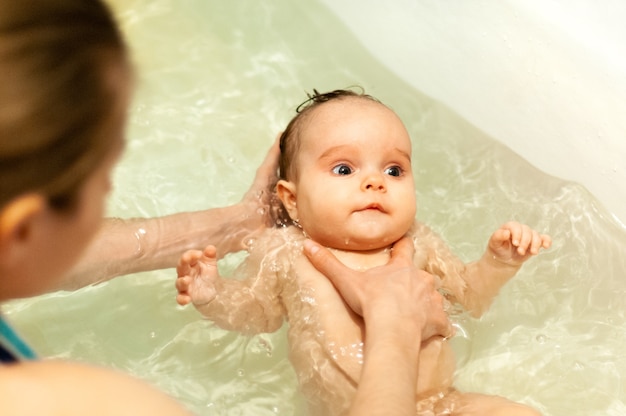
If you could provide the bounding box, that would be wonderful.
[361,172,386,191]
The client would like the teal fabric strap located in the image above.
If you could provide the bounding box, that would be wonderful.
[0,315,37,362]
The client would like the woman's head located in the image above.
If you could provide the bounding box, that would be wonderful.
[0,0,131,298]
[0,0,129,212]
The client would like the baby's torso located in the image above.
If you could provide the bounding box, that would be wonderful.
[264,227,456,415]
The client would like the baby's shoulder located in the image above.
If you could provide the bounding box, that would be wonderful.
[408,220,445,254]
[251,226,304,248]
[409,219,433,235]
[245,226,304,264]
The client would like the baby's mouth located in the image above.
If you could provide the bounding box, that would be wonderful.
[360,203,385,212]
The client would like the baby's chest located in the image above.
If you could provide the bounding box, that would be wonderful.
[287,256,364,347]
[282,260,364,383]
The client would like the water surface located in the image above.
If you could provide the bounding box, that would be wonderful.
[3,1,625,415]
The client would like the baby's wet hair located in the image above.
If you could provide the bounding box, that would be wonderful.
[294,87,379,113]
[279,87,380,182]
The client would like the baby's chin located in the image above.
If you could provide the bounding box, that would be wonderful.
[318,233,399,252]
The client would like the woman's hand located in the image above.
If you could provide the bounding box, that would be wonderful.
[303,236,453,341]
[238,135,280,238]
[303,236,453,416]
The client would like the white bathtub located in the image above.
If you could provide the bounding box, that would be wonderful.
[321,0,626,227]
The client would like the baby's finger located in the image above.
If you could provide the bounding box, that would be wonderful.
[179,249,200,264]
[528,229,544,254]
[541,234,553,249]
[176,293,191,306]
[175,275,191,292]
[176,260,195,277]
[202,245,218,259]
[512,225,532,255]
[175,262,188,276]
[504,222,522,246]
[179,250,204,270]
[491,227,511,244]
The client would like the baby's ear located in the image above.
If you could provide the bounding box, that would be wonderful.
[275,179,298,220]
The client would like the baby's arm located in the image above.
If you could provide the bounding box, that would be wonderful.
[176,245,285,334]
[415,221,551,317]
[458,221,551,316]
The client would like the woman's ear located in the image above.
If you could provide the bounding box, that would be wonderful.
[0,194,47,254]
[276,179,299,220]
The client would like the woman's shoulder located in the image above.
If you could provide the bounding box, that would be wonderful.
[0,360,191,415]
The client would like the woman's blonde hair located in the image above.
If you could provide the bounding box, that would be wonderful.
[0,0,128,210]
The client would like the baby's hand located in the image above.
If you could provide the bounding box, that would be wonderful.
[175,245,220,307]
[488,221,552,266]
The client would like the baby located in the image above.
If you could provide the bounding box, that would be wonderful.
[176,89,552,415]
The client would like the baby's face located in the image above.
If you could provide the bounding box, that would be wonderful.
[292,98,416,251]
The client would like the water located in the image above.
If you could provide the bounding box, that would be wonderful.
[2,0,625,415]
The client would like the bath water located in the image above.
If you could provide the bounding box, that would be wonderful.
[2,0,625,415]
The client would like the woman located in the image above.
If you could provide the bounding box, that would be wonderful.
[0,0,192,413]
[0,0,450,414]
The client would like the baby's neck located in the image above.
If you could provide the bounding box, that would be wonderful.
[326,245,393,271]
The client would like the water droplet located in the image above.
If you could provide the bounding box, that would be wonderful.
[268,261,280,272]
[535,334,547,344]
[237,369,245,377]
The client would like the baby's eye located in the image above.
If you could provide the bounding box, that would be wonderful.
[384,166,403,177]
[332,164,353,175]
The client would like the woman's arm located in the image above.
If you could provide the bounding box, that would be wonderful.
[62,141,279,290]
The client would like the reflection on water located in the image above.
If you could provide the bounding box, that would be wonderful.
[2,0,625,414]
